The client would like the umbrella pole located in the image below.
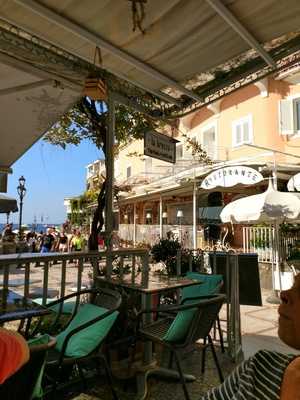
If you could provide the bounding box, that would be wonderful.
[267,222,281,304]
[275,221,283,291]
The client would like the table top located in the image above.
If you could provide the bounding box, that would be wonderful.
[97,273,201,294]
[0,289,51,323]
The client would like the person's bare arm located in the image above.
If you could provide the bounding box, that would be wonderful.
[280,357,300,400]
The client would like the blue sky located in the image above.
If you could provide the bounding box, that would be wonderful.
[1,139,103,225]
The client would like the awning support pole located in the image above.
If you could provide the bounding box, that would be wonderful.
[205,0,275,67]
[159,195,163,239]
[193,181,197,250]
[133,203,136,245]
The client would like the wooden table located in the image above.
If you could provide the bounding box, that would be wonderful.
[0,289,51,336]
[97,273,201,398]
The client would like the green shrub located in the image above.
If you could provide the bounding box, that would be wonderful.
[151,233,203,275]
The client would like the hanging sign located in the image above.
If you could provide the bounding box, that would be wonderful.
[144,130,178,163]
[287,172,300,192]
[200,166,263,189]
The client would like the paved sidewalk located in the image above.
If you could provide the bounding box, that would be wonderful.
[240,289,298,358]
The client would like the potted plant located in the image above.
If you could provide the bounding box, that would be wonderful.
[151,232,203,275]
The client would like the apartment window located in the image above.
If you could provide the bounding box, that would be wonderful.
[201,122,217,160]
[126,166,132,178]
[279,98,300,135]
[176,143,183,160]
[232,115,253,147]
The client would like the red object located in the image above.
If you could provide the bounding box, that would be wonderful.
[0,329,29,384]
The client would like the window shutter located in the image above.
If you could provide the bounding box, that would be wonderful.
[293,99,300,132]
[243,121,249,142]
[279,99,294,135]
[236,125,242,145]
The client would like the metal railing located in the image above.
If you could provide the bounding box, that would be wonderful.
[119,224,194,247]
[0,249,149,307]
[243,226,300,262]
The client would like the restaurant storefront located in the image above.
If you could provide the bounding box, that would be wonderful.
[117,161,300,249]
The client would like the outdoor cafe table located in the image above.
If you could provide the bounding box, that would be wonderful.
[0,288,51,336]
[97,273,202,397]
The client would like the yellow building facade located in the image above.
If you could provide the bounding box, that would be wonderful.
[89,71,300,248]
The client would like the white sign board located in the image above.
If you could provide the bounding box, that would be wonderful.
[144,130,178,163]
[287,173,300,192]
[201,166,264,189]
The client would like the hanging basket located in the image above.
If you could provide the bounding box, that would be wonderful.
[83,78,107,100]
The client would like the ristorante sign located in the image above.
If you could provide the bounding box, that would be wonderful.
[200,166,264,189]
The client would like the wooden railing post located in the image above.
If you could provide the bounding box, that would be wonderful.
[42,262,49,306]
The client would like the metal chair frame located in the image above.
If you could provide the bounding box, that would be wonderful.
[181,274,226,362]
[42,287,121,400]
[137,294,226,400]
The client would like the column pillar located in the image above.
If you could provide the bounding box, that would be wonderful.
[159,195,163,239]
[193,181,197,250]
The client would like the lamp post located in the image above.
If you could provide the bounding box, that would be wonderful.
[17,176,26,240]
[177,209,183,243]
[146,212,152,225]
[162,211,168,238]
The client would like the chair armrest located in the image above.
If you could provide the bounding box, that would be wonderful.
[29,336,57,353]
[43,288,98,308]
[181,294,220,305]
[32,288,100,336]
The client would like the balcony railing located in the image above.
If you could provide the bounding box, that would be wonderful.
[119,224,194,248]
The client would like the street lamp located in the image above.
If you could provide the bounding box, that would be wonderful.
[162,211,168,238]
[17,176,26,240]
[177,210,183,243]
[146,212,152,225]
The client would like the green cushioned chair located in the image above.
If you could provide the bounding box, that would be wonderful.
[163,306,197,342]
[138,294,226,400]
[182,272,223,300]
[44,288,121,400]
[182,272,225,360]
[55,303,118,357]
[27,334,56,399]
[33,298,78,315]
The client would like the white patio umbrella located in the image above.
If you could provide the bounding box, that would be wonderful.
[220,180,300,224]
[220,180,300,295]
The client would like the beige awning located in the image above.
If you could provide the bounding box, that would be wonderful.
[1,0,300,102]
[0,0,299,170]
